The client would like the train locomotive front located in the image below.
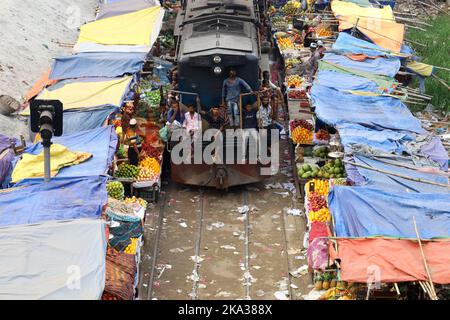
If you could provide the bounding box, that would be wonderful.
[170,0,268,189]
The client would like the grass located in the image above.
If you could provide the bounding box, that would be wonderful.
[406,14,450,114]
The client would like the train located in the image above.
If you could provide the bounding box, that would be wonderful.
[169,0,270,189]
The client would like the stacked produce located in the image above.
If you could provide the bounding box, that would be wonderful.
[138,157,161,181]
[281,0,302,16]
[288,90,307,100]
[306,179,329,196]
[290,118,313,131]
[145,90,161,107]
[285,58,300,69]
[316,24,333,37]
[313,146,329,158]
[116,163,140,179]
[287,75,303,88]
[277,37,294,51]
[107,181,125,201]
[292,126,313,144]
[124,196,147,208]
[116,145,127,159]
[309,208,330,223]
[307,192,327,212]
[315,129,330,141]
[321,159,346,179]
[123,238,139,255]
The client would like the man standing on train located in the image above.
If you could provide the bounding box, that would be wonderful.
[221,69,254,129]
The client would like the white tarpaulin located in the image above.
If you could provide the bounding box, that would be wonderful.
[0,219,106,300]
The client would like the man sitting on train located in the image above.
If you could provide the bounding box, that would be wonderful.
[200,106,226,132]
[183,105,202,139]
[221,69,254,129]
[167,99,184,125]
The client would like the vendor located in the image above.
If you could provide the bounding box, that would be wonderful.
[125,118,143,166]
[305,42,320,82]
[317,40,326,58]
[121,102,135,144]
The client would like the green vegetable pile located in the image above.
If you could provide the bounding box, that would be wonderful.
[107,181,125,200]
[298,159,346,179]
[313,146,329,158]
[116,163,140,179]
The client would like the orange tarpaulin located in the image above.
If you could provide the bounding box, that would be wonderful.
[24,70,58,102]
[335,238,450,284]
[338,17,404,53]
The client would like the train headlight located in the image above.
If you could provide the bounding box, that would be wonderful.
[213,56,221,64]
[213,67,222,75]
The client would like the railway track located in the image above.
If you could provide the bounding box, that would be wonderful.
[140,175,302,300]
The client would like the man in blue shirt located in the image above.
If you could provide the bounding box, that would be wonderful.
[221,69,254,129]
[167,100,184,125]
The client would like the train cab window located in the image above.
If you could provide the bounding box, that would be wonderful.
[193,19,244,34]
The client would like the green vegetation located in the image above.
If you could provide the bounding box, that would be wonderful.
[406,15,450,113]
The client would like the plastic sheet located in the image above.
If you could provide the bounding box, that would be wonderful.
[329,186,450,239]
[63,107,117,135]
[310,85,425,134]
[336,238,450,284]
[322,52,400,77]
[14,126,117,183]
[0,218,106,299]
[97,0,160,20]
[49,52,146,80]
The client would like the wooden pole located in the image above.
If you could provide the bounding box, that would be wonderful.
[412,216,438,300]
[343,160,450,188]
[431,74,450,91]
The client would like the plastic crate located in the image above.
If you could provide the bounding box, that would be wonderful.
[134,185,160,203]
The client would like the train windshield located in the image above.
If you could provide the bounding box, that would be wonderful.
[193,19,244,34]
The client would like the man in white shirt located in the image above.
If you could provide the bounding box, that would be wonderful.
[182,105,202,139]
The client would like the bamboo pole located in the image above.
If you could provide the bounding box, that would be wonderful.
[417,0,450,16]
[404,24,428,32]
[343,160,450,188]
[396,16,433,27]
[419,281,434,300]
[433,66,450,72]
[413,216,438,300]
[431,74,450,91]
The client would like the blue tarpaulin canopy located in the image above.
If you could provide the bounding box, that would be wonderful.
[353,155,449,193]
[329,186,450,239]
[332,32,401,57]
[316,70,384,94]
[0,176,107,226]
[310,85,425,134]
[49,52,146,80]
[63,106,118,135]
[13,126,117,184]
[337,122,414,153]
[322,53,400,77]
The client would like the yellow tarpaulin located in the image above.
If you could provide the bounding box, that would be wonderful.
[338,17,404,53]
[332,1,404,53]
[11,144,92,183]
[331,1,395,20]
[406,61,434,77]
[76,6,163,46]
[21,76,132,115]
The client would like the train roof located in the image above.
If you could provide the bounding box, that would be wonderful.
[175,0,256,35]
[176,1,259,57]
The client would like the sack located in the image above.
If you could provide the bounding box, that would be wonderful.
[159,125,169,142]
